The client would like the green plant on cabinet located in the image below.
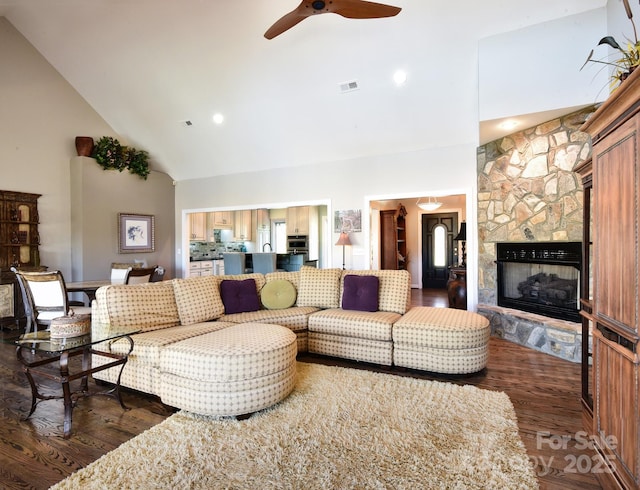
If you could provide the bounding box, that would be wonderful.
[92,136,150,180]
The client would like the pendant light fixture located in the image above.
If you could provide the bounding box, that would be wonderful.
[416,196,443,211]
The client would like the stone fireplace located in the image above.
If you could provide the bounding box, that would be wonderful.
[475,106,596,362]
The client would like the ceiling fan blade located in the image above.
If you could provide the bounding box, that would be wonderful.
[332,0,401,19]
[264,3,312,39]
[264,0,401,39]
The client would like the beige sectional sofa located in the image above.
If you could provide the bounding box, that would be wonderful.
[91,266,489,415]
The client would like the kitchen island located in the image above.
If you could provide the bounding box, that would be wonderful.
[188,253,316,276]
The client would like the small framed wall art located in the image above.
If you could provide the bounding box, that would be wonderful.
[118,213,155,253]
[334,209,362,233]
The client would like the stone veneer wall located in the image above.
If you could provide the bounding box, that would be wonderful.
[475,106,597,362]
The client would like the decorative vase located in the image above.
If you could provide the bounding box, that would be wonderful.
[446,267,467,310]
[75,136,94,157]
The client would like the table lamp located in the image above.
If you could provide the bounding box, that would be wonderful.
[454,222,467,267]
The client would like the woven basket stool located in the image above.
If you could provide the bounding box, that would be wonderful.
[159,322,297,417]
[50,313,91,339]
[393,307,490,374]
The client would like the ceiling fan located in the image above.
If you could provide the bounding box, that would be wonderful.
[264,0,402,39]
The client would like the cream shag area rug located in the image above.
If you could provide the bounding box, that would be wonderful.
[52,362,538,490]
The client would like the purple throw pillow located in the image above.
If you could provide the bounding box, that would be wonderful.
[220,279,260,314]
[342,275,379,312]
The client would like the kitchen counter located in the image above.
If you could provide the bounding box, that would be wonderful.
[189,253,314,273]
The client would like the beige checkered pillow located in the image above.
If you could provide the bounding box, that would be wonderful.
[100,282,179,332]
[297,266,342,309]
[172,276,225,325]
[266,271,300,290]
[215,273,266,292]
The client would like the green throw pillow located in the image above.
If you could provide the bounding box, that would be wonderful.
[261,279,297,310]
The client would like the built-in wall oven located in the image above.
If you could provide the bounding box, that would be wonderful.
[287,235,308,254]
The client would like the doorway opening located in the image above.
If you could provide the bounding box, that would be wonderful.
[368,193,466,290]
[272,220,287,253]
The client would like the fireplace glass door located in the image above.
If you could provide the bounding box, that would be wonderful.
[501,262,579,308]
[496,242,582,322]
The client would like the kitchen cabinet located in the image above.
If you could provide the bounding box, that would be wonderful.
[212,211,232,228]
[287,206,309,235]
[199,260,213,276]
[188,261,201,277]
[189,213,206,240]
[256,208,270,231]
[233,210,252,241]
[214,260,224,276]
[578,69,640,490]
[188,260,213,277]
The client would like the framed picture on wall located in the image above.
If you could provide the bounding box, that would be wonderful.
[118,213,155,253]
[334,209,362,233]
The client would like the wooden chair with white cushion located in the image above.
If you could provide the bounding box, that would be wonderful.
[11,268,92,334]
[151,266,165,282]
[125,266,158,284]
[110,262,142,284]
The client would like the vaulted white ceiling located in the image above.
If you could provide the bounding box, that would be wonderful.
[0,0,605,181]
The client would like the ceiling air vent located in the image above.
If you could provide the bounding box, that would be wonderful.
[339,80,359,93]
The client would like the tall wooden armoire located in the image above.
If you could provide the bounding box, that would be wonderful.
[579,68,640,490]
[0,190,42,330]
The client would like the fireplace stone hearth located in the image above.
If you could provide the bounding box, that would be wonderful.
[478,304,583,363]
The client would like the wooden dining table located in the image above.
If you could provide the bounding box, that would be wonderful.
[66,280,113,302]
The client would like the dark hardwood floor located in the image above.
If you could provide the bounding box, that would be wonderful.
[0,288,601,489]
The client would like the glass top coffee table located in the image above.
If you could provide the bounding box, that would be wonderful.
[14,329,138,439]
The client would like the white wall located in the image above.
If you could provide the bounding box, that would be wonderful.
[605,0,640,83]
[0,17,116,278]
[175,142,479,305]
[0,18,175,281]
[479,8,609,121]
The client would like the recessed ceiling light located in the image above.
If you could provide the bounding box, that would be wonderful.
[393,70,407,86]
[212,113,224,125]
[498,120,519,130]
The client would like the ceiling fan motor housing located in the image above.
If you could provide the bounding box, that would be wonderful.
[311,1,327,11]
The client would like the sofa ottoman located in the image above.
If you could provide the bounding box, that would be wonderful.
[393,307,490,374]
[159,322,298,416]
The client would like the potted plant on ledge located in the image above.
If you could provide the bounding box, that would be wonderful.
[581,0,640,89]
[92,136,150,180]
